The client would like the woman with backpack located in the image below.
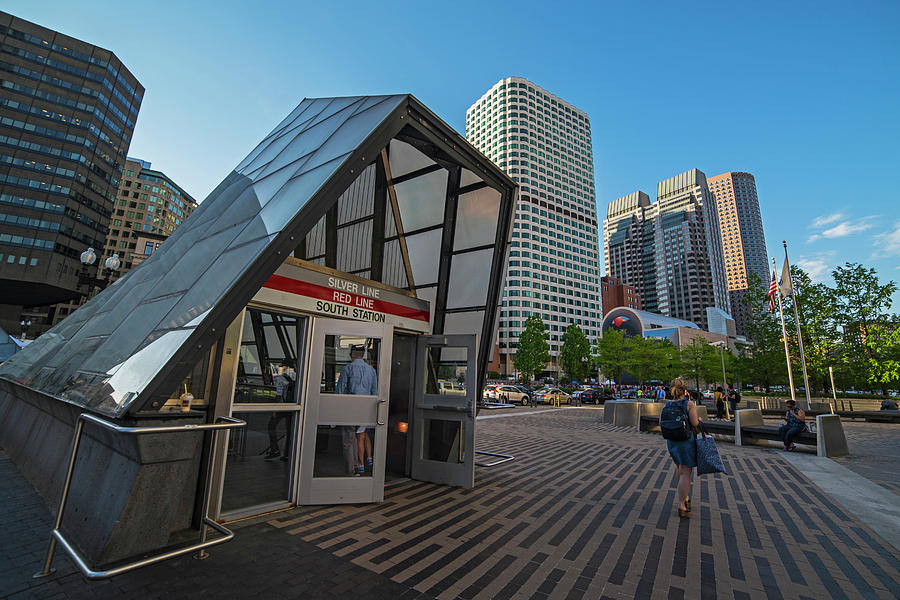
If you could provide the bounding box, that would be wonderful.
[660,378,701,518]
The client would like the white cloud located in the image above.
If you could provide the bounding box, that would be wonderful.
[819,220,873,238]
[795,252,835,283]
[807,233,821,243]
[809,212,844,229]
[873,220,900,257]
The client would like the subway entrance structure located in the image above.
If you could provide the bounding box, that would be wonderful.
[0,95,516,569]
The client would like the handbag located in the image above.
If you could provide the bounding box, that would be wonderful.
[694,424,728,475]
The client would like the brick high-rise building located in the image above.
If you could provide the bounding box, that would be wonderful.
[51,157,197,324]
[603,169,730,331]
[466,77,600,376]
[706,172,767,336]
[0,12,143,334]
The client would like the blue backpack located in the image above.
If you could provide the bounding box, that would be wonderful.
[660,399,692,441]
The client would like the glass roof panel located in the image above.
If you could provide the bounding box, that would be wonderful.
[460,168,482,187]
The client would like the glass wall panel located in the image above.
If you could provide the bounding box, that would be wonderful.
[454,187,501,251]
[446,249,493,309]
[234,309,302,404]
[393,169,448,232]
[404,229,442,287]
[425,345,468,393]
[312,425,376,478]
[221,411,293,513]
[423,419,464,463]
[460,168,482,188]
[337,163,376,225]
[389,139,436,178]
[443,311,485,353]
[336,220,372,274]
[381,240,408,289]
[319,335,381,394]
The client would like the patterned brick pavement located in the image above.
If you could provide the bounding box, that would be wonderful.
[3,409,899,599]
[270,410,900,599]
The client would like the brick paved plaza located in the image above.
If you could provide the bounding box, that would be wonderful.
[2,408,899,599]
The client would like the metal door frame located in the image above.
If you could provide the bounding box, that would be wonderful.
[411,334,476,488]
[298,318,393,504]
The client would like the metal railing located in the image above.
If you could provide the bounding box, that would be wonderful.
[34,413,245,580]
[475,450,515,467]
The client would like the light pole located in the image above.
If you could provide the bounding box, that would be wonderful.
[712,341,729,419]
[77,248,121,293]
[19,319,31,341]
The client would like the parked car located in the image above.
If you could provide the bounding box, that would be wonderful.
[438,380,466,396]
[494,385,531,406]
[534,388,571,405]
[482,384,501,401]
[579,388,612,405]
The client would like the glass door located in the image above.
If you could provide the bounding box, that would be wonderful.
[298,318,393,504]
[220,308,306,518]
[411,334,476,488]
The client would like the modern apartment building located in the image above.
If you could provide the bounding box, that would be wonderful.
[0,12,143,334]
[466,77,600,377]
[600,275,641,312]
[604,169,730,331]
[706,172,767,336]
[51,158,197,324]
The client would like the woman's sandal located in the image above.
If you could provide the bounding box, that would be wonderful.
[686,498,691,511]
[678,508,690,518]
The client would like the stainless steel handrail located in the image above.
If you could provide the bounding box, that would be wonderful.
[34,413,245,580]
[475,450,515,467]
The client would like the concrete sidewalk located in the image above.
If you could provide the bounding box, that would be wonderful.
[3,409,899,599]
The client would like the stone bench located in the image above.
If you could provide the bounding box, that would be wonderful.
[735,409,849,457]
[634,402,706,431]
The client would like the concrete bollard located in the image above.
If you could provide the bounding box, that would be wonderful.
[816,414,850,457]
[613,402,640,428]
[603,401,618,423]
[639,403,663,432]
[735,408,763,446]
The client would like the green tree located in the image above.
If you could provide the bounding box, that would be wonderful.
[866,320,900,389]
[784,265,839,395]
[680,337,720,391]
[624,335,658,386]
[832,262,897,394]
[655,339,684,383]
[513,315,550,386]
[595,329,627,384]
[559,323,591,382]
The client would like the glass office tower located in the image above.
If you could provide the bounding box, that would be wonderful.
[0,12,143,334]
[466,77,600,377]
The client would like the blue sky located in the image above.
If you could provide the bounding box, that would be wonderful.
[7,0,899,297]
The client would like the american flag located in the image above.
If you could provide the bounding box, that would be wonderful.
[767,270,778,312]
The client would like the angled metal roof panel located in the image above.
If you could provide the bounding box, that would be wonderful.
[0,95,412,417]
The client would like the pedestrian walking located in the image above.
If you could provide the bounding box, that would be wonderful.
[659,378,700,518]
[714,386,725,419]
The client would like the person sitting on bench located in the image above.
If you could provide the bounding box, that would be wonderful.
[778,399,806,451]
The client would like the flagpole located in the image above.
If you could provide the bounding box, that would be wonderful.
[783,241,812,410]
[773,256,796,403]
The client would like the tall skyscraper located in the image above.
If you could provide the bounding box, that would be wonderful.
[0,12,143,335]
[603,169,730,331]
[466,77,600,377]
[50,158,198,325]
[706,172,767,336]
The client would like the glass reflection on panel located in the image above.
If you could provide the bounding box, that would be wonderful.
[423,419,464,463]
[404,229,442,287]
[235,309,301,404]
[157,346,213,413]
[424,346,468,396]
[313,425,375,478]
[320,336,381,394]
[221,411,293,513]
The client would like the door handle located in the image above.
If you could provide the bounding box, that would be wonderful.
[377,398,387,425]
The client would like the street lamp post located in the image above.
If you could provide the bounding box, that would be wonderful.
[19,319,31,340]
[77,248,121,293]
